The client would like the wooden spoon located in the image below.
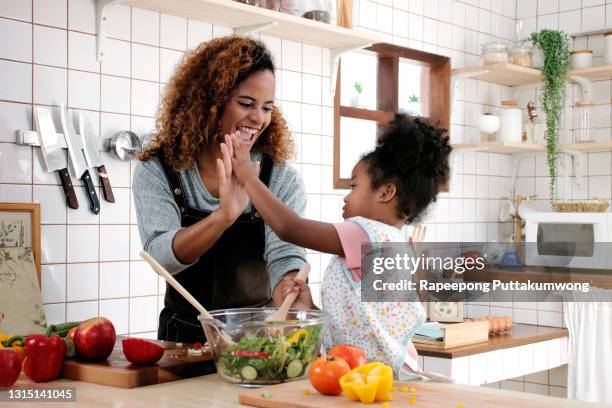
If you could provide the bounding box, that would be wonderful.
[265,263,311,323]
[139,251,234,345]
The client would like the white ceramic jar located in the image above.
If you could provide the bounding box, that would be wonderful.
[605,32,612,66]
[497,100,523,143]
[570,50,593,70]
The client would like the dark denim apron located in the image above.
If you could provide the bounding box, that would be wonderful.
[158,155,274,344]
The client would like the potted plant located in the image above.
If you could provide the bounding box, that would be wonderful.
[407,94,420,115]
[350,81,363,107]
[529,29,570,203]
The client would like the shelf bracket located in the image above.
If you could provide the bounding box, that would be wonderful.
[569,75,593,103]
[330,45,370,97]
[450,69,489,106]
[560,149,587,192]
[96,0,122,62]
[510,153,540,198]
[234,21,278,36]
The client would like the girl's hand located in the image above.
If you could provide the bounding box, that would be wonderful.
[216,135,249,223]
[225,134,259,184]
[279,275,316,309]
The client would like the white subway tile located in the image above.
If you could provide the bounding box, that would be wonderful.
[34,0,66,28]
[131,80,159,117]
[41,225,66,264]
[0,60,32,103]
[0,142,32,183]
[99,261,129,299]
[44,303,66,325]
[132,43,159,82]
[0,184,31,202]
[0,18,31,62]
[558,10,581,34]
[377,4,393,34]
[187,19,212,50]
[583,0,606,7]
[538,13,559,30]
[129,224,142,260]
[69,32,100,73]
[516,0,537,18]
[0,1,31,21]
[67,225,98,263]
[160,49,184,84]
[66,300,98,321]
[104,4,130,41]
[160,13,187,50]
[281,70,301,102]
[101,38,130,77]
[582,6,606,32]
[281,39,302,71]
[100,75,130,114]
[212,24,233,39]
[100,225,130,261]
[34,25,67,68]
[560,0,581,11]
[68,0,95,34]
[130,261,158,297]
[99,188,130,224]
[302,74,321,105]
[409,13,424,41]
[67,262,98,302]
[99,298,129,334]
[129,296,158,333]
[301,104,321,134]
[33,65,67,106]
[34,185,67,224]
[41,264,66,303]
[68,70,100,110]
[0,102,31,144]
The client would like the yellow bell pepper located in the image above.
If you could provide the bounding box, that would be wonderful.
[339,362,393,403]
[286,329,308,346]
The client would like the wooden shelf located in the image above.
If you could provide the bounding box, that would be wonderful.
[568,65,612,82]
[452,141,612,154]
[119,0,382,49]
[451,63,542,86]
[452,142,546,154]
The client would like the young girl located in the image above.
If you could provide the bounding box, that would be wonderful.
[221,114,452,377]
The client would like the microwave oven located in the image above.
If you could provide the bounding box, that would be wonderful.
[523,212,612,269]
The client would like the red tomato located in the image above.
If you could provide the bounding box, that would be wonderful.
[122,338,165,365]
[328,345,367,369]
[0,349,22,388]
[309,356,350,395]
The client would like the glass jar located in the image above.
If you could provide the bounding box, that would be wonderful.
[481,41,508,65]
[302,0,332,23]
[509,41,532,67]
[497,100,523,143]
[532,44,545,69]
[260,0,280,11]
[575,101,594,143]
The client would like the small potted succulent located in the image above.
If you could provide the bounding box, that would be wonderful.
[407,94,420,115]
[350,81,363,107]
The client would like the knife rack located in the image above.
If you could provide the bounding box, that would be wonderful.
[15,129,144,162]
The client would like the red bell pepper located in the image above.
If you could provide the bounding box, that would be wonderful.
[23,334,66,382]
[232,349,270,358]
[0,349,22,388]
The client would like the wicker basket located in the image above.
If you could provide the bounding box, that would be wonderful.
[552,199,610,213]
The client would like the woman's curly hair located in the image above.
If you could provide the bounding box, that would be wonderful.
[138,36,293,170]
[361,114,452,224]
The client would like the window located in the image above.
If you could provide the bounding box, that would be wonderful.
[333,43,451,189]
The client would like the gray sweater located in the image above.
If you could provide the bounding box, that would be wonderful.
[132,153,307,291]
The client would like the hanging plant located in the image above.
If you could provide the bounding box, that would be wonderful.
[529,30,570,203]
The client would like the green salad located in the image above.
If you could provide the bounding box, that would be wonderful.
[218,325,322,383]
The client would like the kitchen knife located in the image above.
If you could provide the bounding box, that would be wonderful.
[79,113,115,203]
[60,104,100,214]
[34,107,79,209]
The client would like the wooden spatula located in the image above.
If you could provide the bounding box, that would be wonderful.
[265,263,311,323]
[139,251,234,345]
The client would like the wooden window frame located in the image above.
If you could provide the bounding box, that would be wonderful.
[333,43,451,189]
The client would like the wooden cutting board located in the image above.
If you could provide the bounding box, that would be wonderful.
[239,379,563,408]
[62,337,213,388]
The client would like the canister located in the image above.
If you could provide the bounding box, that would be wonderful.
[497,100,522,143]
[570,50,593,70]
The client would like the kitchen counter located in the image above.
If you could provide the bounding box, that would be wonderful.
[415,323,568,358]
[4,373,611,408]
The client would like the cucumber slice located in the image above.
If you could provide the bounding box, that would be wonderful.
[286,359,304,379]
[241,365,258,381]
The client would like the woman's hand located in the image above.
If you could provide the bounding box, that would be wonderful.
[216,134,250,223]
[225,134,259,185]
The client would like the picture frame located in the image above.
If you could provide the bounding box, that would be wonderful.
[428,301,464,323]
[0,203,41,281]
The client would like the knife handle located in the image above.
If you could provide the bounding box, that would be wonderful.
[97,165,115,203]
[81,170,100,214]
[58,168,79,209]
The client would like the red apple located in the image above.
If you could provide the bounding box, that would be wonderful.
[74,317,116,360]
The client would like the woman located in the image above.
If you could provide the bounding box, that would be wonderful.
[133,36,308,343]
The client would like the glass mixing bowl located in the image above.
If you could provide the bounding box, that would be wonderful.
[199,308,328,387]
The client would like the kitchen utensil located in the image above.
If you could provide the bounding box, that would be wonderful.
[107,130,143,161]
[62,337,212,388]
[60,104,100,214]
[139,251,234,345]
[199,308,327,386]
[34,107,79,209]
[265,263,311,323]
[79,113,115,203]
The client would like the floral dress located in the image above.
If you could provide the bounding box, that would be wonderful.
[321,216,425,377]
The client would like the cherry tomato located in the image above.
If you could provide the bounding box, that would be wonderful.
[328,344,367,369]
[309,356,350,395]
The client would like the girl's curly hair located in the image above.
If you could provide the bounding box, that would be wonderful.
[138,36,293,170]
[361,114,452,224]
